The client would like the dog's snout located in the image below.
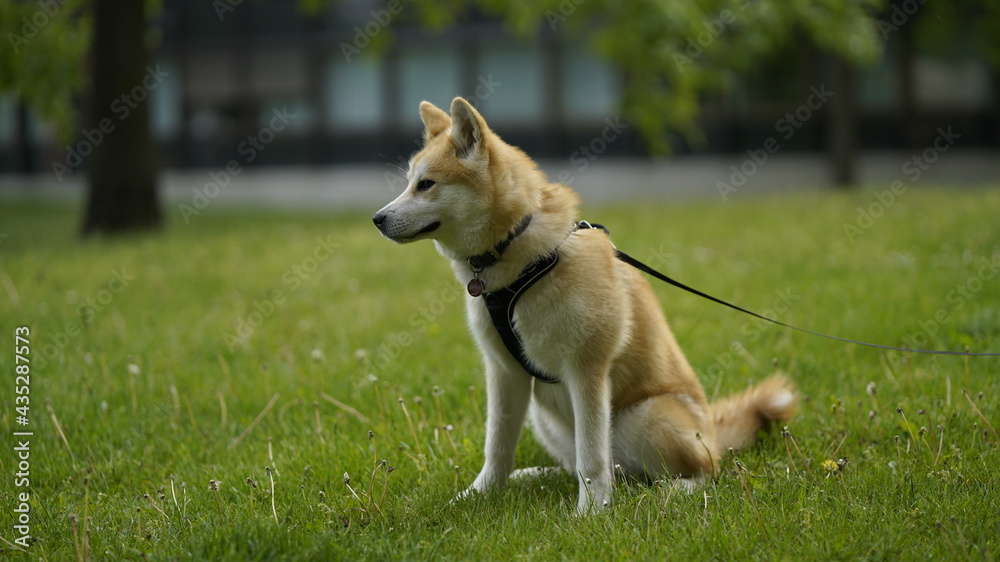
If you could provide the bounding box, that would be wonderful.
[372,212,387,228]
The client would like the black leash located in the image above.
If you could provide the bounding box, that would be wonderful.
[615,248,1000,357]
[475,220,997,387]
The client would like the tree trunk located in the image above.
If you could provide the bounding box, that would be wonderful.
[15,103,35,174]
[81,0,161,236]
[899,12,920,148]
[828,55,857,188]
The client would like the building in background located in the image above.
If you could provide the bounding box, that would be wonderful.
[1,0,996,174]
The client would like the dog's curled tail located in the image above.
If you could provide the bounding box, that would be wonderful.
[710,374,797,453]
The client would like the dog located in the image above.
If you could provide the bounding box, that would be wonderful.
[373,97,797,515]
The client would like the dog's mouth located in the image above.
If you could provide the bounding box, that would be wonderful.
[393,221,441,243]
[416,221,441,236]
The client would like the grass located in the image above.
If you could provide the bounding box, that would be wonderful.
[0,187,998,560]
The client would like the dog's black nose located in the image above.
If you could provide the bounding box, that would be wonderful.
[372,212,386,228]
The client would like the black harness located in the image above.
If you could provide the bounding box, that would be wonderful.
[466,220,605,384]
[481,252,561,383]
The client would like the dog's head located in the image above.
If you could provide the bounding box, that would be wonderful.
[373,98,526,259]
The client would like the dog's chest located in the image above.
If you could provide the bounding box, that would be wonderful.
[466,285,577,376]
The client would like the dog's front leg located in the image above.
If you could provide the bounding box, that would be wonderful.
[458,360,532,500]
[569,372,613,515]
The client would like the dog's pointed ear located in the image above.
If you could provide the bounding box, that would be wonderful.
[449,97,487,160]
[420,101,451,141]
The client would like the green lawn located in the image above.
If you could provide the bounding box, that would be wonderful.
[1,188,998,560]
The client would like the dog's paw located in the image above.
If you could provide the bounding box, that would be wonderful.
[450,484,486,505]
[575,496,612,517]
[667,475,707,495]
[509,466,563,481]
[575,477,613,516]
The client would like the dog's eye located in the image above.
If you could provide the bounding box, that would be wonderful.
[416,179,436,192]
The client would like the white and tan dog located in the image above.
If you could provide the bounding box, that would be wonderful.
[373,97,797,515]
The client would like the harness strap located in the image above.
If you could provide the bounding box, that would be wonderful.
[482,253,561,383]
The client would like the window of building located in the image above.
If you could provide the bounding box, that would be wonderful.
[397,46,461,129]
[478,46,544,125]
[326,57,384,131]
[561,47,620,123]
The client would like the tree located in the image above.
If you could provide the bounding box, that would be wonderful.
[81,0,161,235]
[1,0,161,237]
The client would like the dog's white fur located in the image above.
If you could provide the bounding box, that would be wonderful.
[374,98,797,515]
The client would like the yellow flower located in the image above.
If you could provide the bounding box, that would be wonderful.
[821,459,838,473]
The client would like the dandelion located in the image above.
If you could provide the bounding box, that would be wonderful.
[821,457,848,477]
[128,363,140,375]
[866,382,877,396]
[265,466,278,523]
[208,479,222,517]
[69,513,82,560]
[781,426,812,477]
[310,348,324,361]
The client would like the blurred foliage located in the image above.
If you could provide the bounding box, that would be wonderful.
[6,0,998,151]
[0,0,90,139]
[0,0,162,140]
[394,0,889,151]
[916,0,1000,65]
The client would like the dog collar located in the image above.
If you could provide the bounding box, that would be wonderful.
[466,215,532,296]
[467,215,533,271]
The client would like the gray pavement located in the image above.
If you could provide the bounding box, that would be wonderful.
[2,149,998,213]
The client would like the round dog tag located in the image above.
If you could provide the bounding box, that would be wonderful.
[467,278,485,297]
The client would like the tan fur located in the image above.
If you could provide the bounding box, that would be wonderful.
[710,374,798,452]
[374,98,797,515]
